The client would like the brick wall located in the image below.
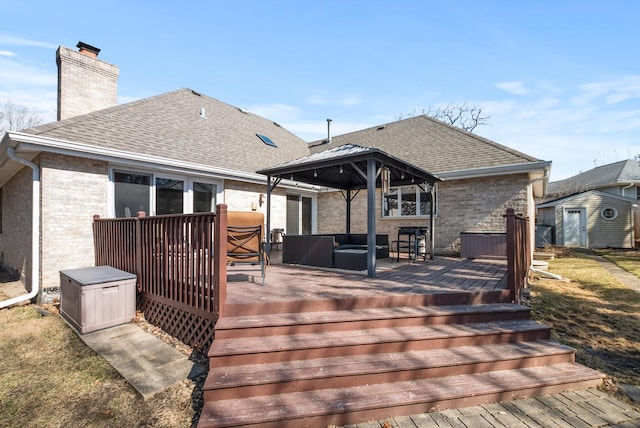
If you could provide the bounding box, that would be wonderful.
[40,153,109,289]
[224,180,287,233]
[0,165,34,289]
[317,174,530,255]
[56,45,119,121]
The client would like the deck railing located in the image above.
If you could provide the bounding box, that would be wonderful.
[505,208,531,304]
[92,205,228,350]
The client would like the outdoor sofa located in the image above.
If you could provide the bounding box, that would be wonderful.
[282,233,389,271]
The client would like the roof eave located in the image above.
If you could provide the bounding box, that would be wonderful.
[1,131,318,191]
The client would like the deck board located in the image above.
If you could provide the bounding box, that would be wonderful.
[225,255,509,311]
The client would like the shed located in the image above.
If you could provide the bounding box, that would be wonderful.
[536,190,636,248]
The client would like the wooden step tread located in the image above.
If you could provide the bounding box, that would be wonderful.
[204,340,574,391]
[208,319,549,358]
[215,303,529,332]
[198,363,604,427]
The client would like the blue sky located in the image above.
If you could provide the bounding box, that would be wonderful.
[1,1,640,180]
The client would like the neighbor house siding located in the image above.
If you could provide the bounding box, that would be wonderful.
[581,194,633,248]
[0,165,34,290]
[316,174,530,255]
[40,153,109,289]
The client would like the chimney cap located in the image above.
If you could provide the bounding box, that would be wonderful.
[76,41,100,57]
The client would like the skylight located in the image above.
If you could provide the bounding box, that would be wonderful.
[257,134,277,147]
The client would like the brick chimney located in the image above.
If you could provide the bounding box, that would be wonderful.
[56,41,119,121]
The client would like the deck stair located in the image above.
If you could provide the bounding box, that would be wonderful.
[198,294,603,427]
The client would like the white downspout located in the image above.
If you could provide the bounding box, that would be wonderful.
[0,147,40,309]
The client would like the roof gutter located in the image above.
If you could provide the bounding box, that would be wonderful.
[437,161,552,181]
[5,131,318,191]
[0,147,40,309]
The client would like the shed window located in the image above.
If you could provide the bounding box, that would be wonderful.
[601,207,618,220]
[383,185,436,218]
[257,134,277,147]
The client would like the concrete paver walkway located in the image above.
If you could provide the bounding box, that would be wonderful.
[79,323,195,400]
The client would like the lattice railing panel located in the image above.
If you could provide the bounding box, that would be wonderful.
[139,294,217,351]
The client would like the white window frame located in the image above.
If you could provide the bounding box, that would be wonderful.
[109,167,223,217]
[382,184,436,218]
[601,207,619,221]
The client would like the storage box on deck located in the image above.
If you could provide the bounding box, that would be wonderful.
[60,266,137,334]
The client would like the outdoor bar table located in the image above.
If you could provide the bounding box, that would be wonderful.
[396,226,428,262]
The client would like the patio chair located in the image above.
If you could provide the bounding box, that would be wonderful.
[227,211,267,285]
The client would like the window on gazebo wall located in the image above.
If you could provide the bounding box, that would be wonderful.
[382,185,436,218]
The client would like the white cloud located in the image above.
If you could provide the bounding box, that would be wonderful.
[495,81,530,96]
[307,96,362,106]
[476,76,640,180]
[0,34,57,49]
[246,103,302,122]
[0,50,16,57]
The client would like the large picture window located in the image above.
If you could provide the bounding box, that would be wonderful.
[383,185,435,218]
[113,169,219,217]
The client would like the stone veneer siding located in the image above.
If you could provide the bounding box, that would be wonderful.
[0,165,34,289]
[317,174,530,255]
[40,153,109,290]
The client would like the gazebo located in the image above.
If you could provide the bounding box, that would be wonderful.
[257,144,442,278]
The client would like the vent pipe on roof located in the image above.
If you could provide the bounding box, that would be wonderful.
[327,118,332,144]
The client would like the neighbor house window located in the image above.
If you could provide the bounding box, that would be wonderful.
[601,207,618,220]
[383,185,435,217]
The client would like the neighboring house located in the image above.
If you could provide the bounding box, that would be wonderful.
[309,117,550,255]
[536,159,640,248]
[0,41,551,297]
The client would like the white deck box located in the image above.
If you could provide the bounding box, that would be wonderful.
[60,266,137,334]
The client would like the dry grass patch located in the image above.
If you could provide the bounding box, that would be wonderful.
[527,249,640,387]
[0,306,195,428]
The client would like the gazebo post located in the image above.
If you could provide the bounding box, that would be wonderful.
[266,175,272,257]
[366,159,377,278]
[346,189,351,234]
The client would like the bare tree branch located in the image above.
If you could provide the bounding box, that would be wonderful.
[0,101,43,133]
[396,102,491,133]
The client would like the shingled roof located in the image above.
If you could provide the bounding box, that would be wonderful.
[19,88,310,174]
[546,159,640,197]
[310,115,545,176]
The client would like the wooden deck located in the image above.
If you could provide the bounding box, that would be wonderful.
[199,253,603,428]
[225,253,510,315]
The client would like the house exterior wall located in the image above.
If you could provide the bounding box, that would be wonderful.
[0,165,34,289]
[40,153,109,290]
[223,180,287,237]
[317,174,530,255]
[552,193,634,248]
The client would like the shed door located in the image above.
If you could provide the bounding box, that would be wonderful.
[564,208,587,247]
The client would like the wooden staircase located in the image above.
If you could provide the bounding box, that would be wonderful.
[198,292,603,427]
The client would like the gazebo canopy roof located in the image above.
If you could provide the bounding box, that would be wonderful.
[257,144,442,190]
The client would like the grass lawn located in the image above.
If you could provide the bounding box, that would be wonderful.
[527,248,640,390]
[0,306,195,428]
